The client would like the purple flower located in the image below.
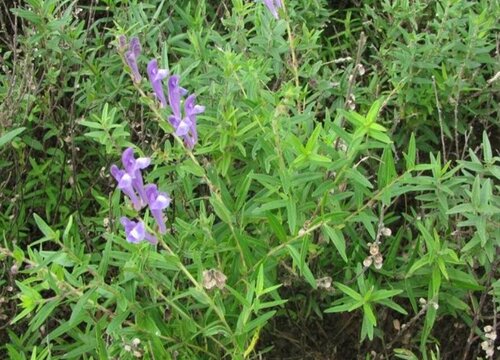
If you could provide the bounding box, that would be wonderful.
[121,148,150,206]
[177,94,205,149]
[167,75,188,122]
[147,59,169,108]
[118,35,127,52]
[125,37,142,83]
[110,165,142,210]
[262,0,282,19]
[120,217,158,245]
[166,74,205,149]
[145,184,171,234]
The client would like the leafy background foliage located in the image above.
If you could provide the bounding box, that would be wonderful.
[0,0,499,359]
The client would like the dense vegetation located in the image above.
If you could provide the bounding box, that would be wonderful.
[0,0,499,359]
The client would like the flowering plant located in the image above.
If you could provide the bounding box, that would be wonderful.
[2,1,499,360]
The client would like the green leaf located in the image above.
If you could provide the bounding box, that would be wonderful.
[370,289,403,302]
[267,213,287,242]
[420,303,437,350]
[324,300,360,313]
[181,159,205,177]
[482,131,492,162]
[61,341,97,359]
[339,109,365,127]
[106,311,130,335]
[256,264,265,295]
[242,310,276,333]
[235,170,253,210]
[305,124,322,153]
[346,168,373,189]
[361,311,374,340]
[447,203,474,214]
[33,214,57,240]
[363,303,377,326]
[70,288,96,325]
[404,133,416,170]
[322,225,347,262]
[29,299,61,331]
[286,197,297,234]
[334,282,362,301]
[377,298,408,315]
[286,244,316,288]
[0,127,26,148]
[209,195,232,224]
[369,130,392,144]
[6,344,26,360]
[407,254,431,277]
[366,99,383,124]
[378,147,397,188]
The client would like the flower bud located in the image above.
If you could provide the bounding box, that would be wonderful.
[363,257,373,267]
[369,244,379,256]
[10,264,19,275]
[381,227,392,237]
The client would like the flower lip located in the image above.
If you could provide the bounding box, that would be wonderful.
[120,217,157,244]
[145,184,171,210]
[185,94,205,116]
[154,193,171,209]
[118,172,133,188]
[121,147,151,174]
[175,119,191,137]
[135,157,151,169]
[120,217,145,243]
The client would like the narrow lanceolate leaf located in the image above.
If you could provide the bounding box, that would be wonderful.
[287,244,317,288]
[378,147,397,188]
[0,127,25,148]
[209,195,232,224]
[322,225,348,262]
[334,282,362,301]
[346,168,373,189]
[366,98,383,124]
[242,310,276,333]
[286,197,297,234]
[482,131,492,162]
[404,133,416,170]
[305,124,322,153]
[33,214,57,239]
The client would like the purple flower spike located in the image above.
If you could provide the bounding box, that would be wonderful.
[120,217,158,245]
[125,37,142,83]
[183,94,205,149]
[262,0,282,19]
[121,148,151,207]
[145,184,171,234]
[118,35,127,52]
[110,165,142,210]
[147,59,169,108]
[167,75,188,121]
